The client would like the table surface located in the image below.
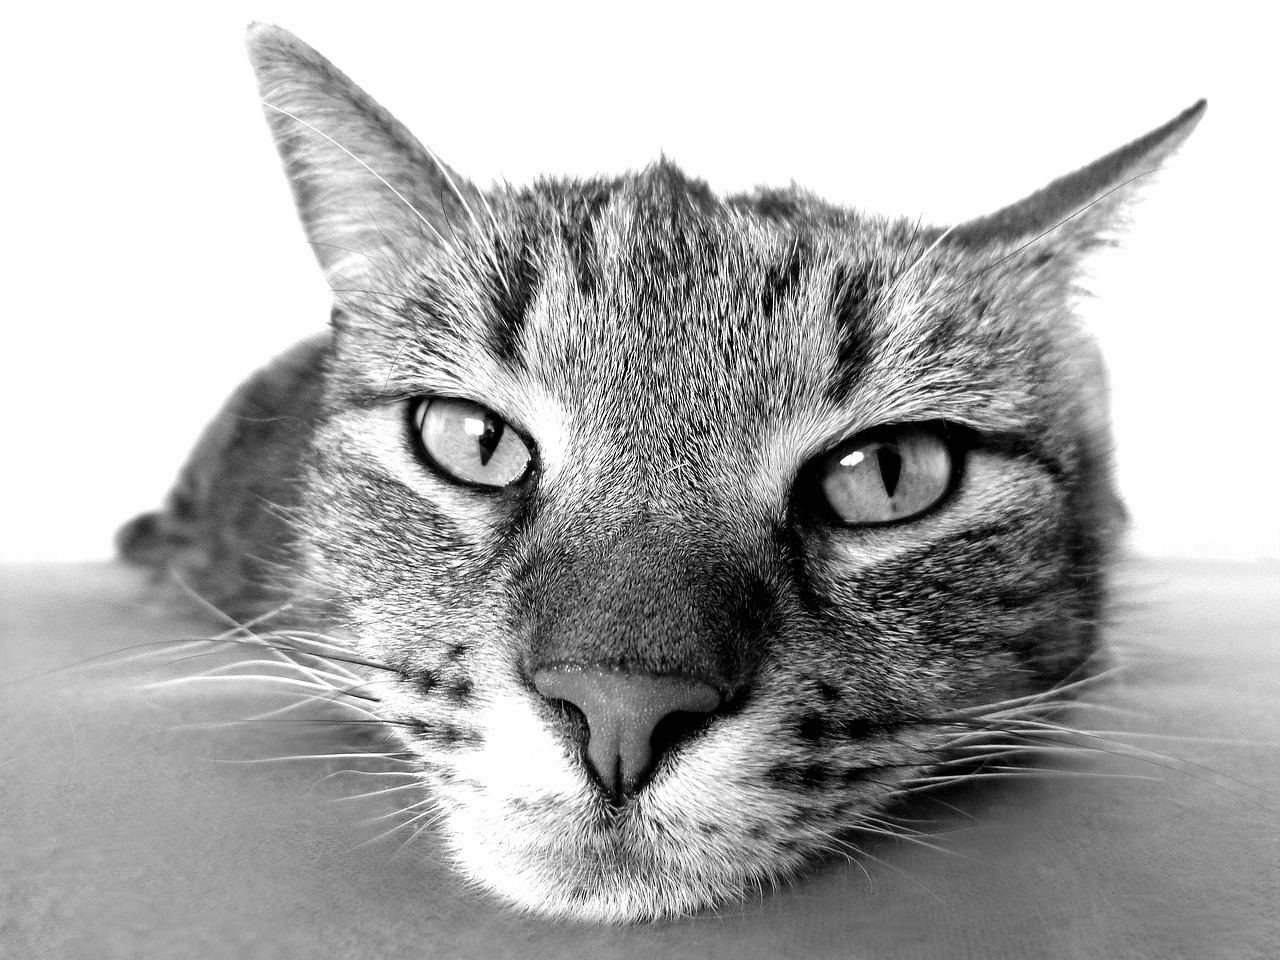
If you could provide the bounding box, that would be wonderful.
[2,559,1278,960]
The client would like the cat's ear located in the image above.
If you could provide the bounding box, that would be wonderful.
[245,23,481,282]
[947,100,1206,255]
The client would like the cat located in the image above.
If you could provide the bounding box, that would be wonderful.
[116,22,1205,923]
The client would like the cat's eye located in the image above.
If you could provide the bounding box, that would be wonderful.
[816,425,954,526]
[414,398,533,488]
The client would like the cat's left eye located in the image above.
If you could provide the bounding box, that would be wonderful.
[815,425,955,527]
[413,398,532,488]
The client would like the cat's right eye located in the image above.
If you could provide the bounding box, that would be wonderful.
[413,398,533,489]
[814,425,955,527]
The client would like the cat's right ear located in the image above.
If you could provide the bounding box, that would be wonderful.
[245,24,481,283]
[945,100,1206,257]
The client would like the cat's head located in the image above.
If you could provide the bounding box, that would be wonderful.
[246,24,1202,921]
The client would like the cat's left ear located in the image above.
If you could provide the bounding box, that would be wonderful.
[947,100,1206,256]
[245,24,482,283]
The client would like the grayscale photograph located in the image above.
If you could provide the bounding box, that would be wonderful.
[2,4,1275,958]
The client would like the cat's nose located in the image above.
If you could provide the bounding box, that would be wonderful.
[533,667,722,803]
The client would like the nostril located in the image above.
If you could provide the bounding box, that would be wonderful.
[649,709,717,768]
[533,667,722,803]
[542,693,590,745]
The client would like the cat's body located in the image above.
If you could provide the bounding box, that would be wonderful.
[118,24,1204,922]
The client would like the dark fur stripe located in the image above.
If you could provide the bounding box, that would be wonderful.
[825,263,879,400]
[485,237,540,367]
[561,187,614,297]
[759,240,807,319]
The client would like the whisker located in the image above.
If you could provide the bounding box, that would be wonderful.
[962,725,1270,803]
[170,685,388,725]
[846,820,974,860]
[331,781,426,803]
[877,222,958,315]
[960,170,1157,286]
[364,796,437,826]
[816,829,946,904]
[165,657,364,690]
[353,802,446,850]
[215,692,385,726]
[148,673,373,700]
[261,101,453,251]
[268,631,395,673]
[217,716,408,728]
[199,752,415,766]
[902,768,1161,790]
[410,139,512,298]
[1072,729,1280,747]
[53,701,78,787]
[391,808,450,861]
[885,791,977,823]
[305,240,394,268]
[3,637,222,687]
[168,573,296,636]
[941,670,1121,719]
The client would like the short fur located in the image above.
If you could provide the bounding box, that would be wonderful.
[117,23,1204,921]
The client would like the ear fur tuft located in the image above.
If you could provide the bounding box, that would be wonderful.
[244,23,480,282]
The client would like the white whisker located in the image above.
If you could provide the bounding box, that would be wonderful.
[201,752,414,766]
[391,809,450,860]
[261,101,453,251]
[331,782,426,803]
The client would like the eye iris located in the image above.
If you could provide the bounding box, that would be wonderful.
[416,398,530,488]
[818,427,952,526]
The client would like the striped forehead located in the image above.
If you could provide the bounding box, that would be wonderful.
[505,187,845,432]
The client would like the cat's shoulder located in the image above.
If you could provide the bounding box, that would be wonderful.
[116,332,331,616]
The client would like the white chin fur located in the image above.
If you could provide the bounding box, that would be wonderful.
[441,794,761,923]
[381,664,915,922]
[423,688,815,922]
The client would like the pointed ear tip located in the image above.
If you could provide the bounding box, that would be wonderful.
[1179,98,1208,129]
[1165,98,1207,145]
[244,22,309,64]
[1150,98,1207,161]
[944,99,1210,248]
[245,21,280,43]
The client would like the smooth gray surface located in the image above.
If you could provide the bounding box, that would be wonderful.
[2,560,1278,959]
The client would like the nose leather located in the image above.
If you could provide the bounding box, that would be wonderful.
[533,667,722,802]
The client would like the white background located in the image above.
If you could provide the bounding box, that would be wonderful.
[1,2,1275,561]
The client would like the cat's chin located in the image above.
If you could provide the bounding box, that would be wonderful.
[376,664,924,921]
[425,734,776,921]
[421,711,911,922]
[439,788,808,923]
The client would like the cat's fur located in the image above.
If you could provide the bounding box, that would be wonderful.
[117,23,1204,922]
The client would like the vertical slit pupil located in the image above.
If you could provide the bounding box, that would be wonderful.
[475,415,504,466]
[877,445,902,498]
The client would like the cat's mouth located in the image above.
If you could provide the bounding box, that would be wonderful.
[430,725,925,923]
[378,670,933,922]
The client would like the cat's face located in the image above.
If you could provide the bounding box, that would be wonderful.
[246,25,1201,921]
